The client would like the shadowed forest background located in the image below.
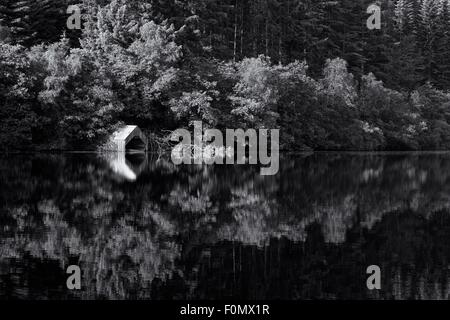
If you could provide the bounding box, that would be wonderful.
[2,0,450,151]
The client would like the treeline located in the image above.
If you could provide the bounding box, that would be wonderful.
[1,0,450,151]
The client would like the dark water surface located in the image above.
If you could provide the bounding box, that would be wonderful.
[0,153,449,300]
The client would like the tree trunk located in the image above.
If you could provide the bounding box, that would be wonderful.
[233,0,238,61]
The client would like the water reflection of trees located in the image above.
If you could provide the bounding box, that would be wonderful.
[0,153,449,299]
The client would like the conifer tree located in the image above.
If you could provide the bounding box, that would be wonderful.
[434,0,450,88]
[0,0,32,45]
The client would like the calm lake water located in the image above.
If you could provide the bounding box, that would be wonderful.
[0,152,449,300]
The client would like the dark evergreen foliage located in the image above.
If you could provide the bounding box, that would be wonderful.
[2,0,450,151]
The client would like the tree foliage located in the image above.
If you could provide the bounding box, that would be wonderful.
[2,0,450,151]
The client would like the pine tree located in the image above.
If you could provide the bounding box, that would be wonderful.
[31,0,72,45]
[434,0,450,88]
[385,34,425,92]
[361,0,393,83]
[0,0,32,45]
[416,0,440,82]
[394,0,416,36]
[0,0,76,46]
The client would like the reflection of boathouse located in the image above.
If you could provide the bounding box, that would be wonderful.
[106,125,149,181]
[106,152,148,181]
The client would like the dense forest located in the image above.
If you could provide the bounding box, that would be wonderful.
[2,0,450,151]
